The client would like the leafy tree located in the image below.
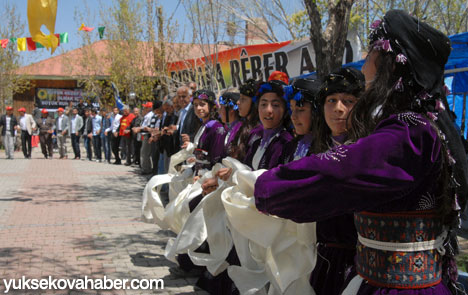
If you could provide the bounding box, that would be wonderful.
[0,3,31,111]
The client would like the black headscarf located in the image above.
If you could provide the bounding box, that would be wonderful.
[219,92,240,110]
[283,78,321,109]
[369,9,451,100]
[239,79,258,98]
[371,10,468,267]
[317,67,365,107]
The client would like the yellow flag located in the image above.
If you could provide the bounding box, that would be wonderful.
[27,0,59,54]
[17,38,26,51]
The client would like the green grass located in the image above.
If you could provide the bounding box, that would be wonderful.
[457,254,468,272]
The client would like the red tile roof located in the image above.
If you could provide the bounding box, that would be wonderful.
[17,40,234,79]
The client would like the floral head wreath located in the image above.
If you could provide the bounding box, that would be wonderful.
[191,89,216,104]
[219,92,240,111]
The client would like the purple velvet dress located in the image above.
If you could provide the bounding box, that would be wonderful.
[243,125,293,170]
[224,120,243,156]
[254,113,451,295]
[282,133,357,295]
[193,120,226,175]
[197,124,292,295]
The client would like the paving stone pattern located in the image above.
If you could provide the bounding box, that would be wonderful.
[0,148,207,295]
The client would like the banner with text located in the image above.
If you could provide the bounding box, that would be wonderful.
[167,36,362,89]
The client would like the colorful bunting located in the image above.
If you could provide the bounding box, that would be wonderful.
[79,23,94,32]
[26,38,36,51]
[17,38,26,51]
[1,39,8,49]
[0,33,68,52]
[98,27,105,39]
[60,32,68,44]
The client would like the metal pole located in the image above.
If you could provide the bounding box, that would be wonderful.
[462,92,467,136]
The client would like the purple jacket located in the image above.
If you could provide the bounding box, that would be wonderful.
[194,120,226,172]
[243,125,293,170]
[255,113,442,223]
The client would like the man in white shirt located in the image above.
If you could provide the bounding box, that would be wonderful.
[111,107,123,164]
[69,107,83,159]
[55,107,70,159]
[90,109,102,162]
[17,107,37,159]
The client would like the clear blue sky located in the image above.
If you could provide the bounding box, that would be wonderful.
[5,0,302,66]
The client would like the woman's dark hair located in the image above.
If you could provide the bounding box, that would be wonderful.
[219,91,240,124]
[311,67,365,153]
[229,82,260,160]
[349,46,454,225]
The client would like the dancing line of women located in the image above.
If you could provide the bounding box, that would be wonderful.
[142,10,468,295]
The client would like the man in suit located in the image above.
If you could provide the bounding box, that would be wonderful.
[0,106,19,159]
[129,107,143,166]
[160,98,178,173]
[36,109,55,159]
[55,107,70,159]
[82,108,93,161]
[147,101,164,175]
[69,107,83,159]
[17,107,37,159]
[101,109,112,163]
[174,86,201,150]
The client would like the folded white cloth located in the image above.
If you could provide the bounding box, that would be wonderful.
[222,169,317,295]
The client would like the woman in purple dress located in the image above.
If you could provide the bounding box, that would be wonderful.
[308,68,365,295]
[187,89,226,176]
[281,78,321,164]
[218,91,243,156]
[174,89,226,276]
[243,80,293,170]
[254,10,468,295]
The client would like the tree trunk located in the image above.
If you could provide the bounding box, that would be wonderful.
[304,0,355,79]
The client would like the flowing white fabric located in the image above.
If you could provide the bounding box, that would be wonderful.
[222,169,317,295]
[188,157,252,275]
[141,142,195,227]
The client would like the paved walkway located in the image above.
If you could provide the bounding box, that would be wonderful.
[0,147,206,294]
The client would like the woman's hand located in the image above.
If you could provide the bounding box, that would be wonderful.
[181,141,191,149]
[181,134,190,143]
[202,177,219,196]
[187,157,195,163]
[216,167,233,181]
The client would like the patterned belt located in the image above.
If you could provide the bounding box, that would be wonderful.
[354,210,445,289]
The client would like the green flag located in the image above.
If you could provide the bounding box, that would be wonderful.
[60,32,69,44]
[36,42,44,48]
[9,37,16,43]
[98,27,105,39]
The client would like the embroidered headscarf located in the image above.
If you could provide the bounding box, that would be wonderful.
[283,78,321,109]
[317,67,365,107]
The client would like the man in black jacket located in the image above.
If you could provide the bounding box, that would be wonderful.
[0,106,19,159]
[35,109,55,159]
[82,108,93,161]
[173,86,201,150]
[159,98,178,173]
